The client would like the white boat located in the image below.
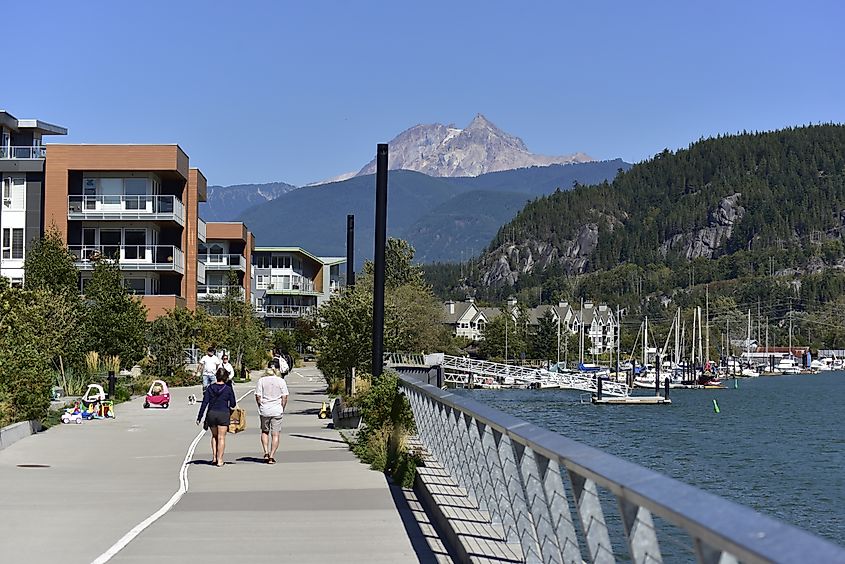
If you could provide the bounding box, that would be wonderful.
[776,357,801,375]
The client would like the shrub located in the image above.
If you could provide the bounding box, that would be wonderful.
[350,371,420,487]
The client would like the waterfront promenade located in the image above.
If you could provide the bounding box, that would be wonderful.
[0,367,446,564]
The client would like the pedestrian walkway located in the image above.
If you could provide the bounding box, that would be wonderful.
[0,367,449,563]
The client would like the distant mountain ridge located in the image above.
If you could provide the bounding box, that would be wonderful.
[200,181,298,222]
[354,114,592,178]
[238,160,630,266]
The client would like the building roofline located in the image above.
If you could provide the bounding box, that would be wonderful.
[254,246,346,266]
[16,119,67,135]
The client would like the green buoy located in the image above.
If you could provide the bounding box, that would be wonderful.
[713,399,720,413]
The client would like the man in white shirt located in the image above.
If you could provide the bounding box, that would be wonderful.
[220,354,235,382]
[196,347,222,390]
[254,367,289,464]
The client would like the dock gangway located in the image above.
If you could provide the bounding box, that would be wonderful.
[433,354,629,397]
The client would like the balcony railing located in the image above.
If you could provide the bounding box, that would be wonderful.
[198,217,207,242]
[68,195,185,225]
[197,285,244,300]
[0,146,46,159]
[197,260,206,284]
[200,254,246,271]
[261,280,316,293]
[69,245,184,274]
[263,304,315,317]
[392,366,845,564]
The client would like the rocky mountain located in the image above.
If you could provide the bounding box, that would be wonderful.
[470,125,845,291]
[355,114,592,178]
[238,160,629,267]
[200,181,298,222]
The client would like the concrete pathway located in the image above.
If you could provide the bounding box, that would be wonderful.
[0,367,448,563]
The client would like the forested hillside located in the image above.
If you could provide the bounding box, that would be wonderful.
[425,125,845,351]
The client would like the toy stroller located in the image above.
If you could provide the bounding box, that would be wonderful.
[144,380,170,409]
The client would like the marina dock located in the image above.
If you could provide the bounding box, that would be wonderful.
[592,395,672,405]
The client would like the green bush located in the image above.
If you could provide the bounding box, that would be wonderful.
[351,371,421,487]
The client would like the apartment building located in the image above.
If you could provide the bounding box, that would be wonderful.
[198,221,255,312]
[253,246,344,330]
[0,111,67,284]
[44,144,206,320]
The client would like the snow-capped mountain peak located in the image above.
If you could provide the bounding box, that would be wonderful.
[355,114,590,178]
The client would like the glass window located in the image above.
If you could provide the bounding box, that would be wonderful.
[124,178,147,210]
[2,228,9,259]
[124,230,146,260]
[100,178,122,206]
[124,278,146,295]
[11,228,23,259]
[2,177,24,210]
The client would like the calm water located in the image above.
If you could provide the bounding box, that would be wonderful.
[454,371,845,549]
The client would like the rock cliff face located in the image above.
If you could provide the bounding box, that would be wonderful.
[480,223,601,286]
[478,194,746,287]
[356,114,592,178]
[658,193,745,259]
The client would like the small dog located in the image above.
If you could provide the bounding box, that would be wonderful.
[187,394,197,405]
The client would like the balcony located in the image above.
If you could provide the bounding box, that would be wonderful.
[198,218,207,243]
[200,254,246,271]
[262,279,316,294]
[197,260,206,284]
[264,304,316,318]
[0,146,46,159]
[197,284,244,301]
[69,245,184,274]
[68,195,185,225]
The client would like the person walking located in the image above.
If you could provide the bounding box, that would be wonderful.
[196,368,237,467]
[254,367,289,464]
[196,346,222,391]
[221,354,235,382]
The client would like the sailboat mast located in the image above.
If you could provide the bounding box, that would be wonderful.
[698,306,704,370]
[675,308,680,365]
[691,308,697,368]
[705,285,710,363]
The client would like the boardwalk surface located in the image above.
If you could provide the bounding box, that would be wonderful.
[0,367,447,564]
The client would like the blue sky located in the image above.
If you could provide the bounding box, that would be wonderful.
[5,0,844,186]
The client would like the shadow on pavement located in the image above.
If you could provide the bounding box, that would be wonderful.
[289,433,347,445]
[236,456,268,464]
[386,476,457,563]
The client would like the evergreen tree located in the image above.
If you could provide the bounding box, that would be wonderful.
[23,227,79,296]
[83,258,147,368]
[531,310,557,361]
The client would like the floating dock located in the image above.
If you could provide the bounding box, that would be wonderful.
[592,395,672,405]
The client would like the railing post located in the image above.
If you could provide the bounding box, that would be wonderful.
[498,435,542,562]
[618,498,663,564]
[568,471,616,564]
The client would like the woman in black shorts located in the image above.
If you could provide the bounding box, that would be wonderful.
[196,368,237,466]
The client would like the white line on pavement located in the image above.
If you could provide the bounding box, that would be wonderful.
[91,387,255,564]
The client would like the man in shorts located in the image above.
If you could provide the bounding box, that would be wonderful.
[254,367,289,464]
[196,346,222,391]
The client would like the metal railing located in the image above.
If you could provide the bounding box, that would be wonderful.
[198,217,207,242]
[197,284,244,299]
[67,195,185,225]
[69,245,184,273]
[197,260,206,284]
[200,253,246,270]
[0,146,46,159]
[263,304,315,317]
[260,279,316,293]
[398,372,845,564]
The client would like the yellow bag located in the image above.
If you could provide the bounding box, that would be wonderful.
[228,407,247,433]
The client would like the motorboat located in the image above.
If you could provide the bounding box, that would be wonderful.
[776,356,801,375]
